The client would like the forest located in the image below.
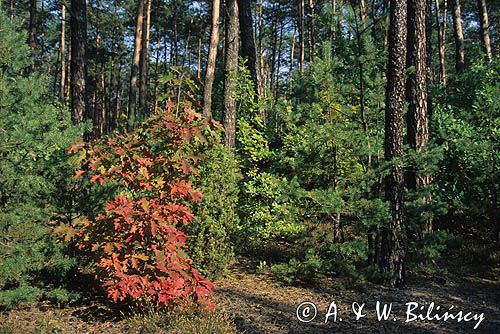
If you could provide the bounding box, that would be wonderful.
[0,0,498,333]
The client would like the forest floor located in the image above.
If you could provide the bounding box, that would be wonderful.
[216,256,500,333]
[1,255,499,334]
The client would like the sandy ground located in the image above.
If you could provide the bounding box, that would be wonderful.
[1,257,499,333]
[216,258,500,333]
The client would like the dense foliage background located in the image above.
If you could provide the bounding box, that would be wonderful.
[0,0,498,326]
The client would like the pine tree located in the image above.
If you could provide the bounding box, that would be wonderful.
[477,0,492,62]
[128,0,145,131]
[70,0,87,126]
[237,0,258,90]
[223,0,239,148]
[0,11,79,306]
[380,0,407,287]
[436,0,448,85]
[203,0,221,117]
[139,0,151,116]
[407,0,431,234]
[60,4,66,106]
[451,0,466,72]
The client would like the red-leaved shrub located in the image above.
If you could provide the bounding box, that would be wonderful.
[69,100,218,309]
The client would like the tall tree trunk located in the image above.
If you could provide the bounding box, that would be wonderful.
[183,31,191,68]
[478,0,492,62]
[127,0,144,131]
[91,60,98,135]
[70,0,87,126]
[93,3,103,138]
[353,2,371,169]
[407,0,431,234]
[298,0,305,73]
[223,0,239,148]
[383,0,390,53]
[451,0,466,72]
[330,0,337,40]
[154,38,161,113]
[337,0,344,39]
[108,57,116,132]
[29,0,36,69]
[66,38,71,99]
[173,17,179,66]
[308,0,315,62]
[380,0,407,287]
[425,0,433,80]
[258,0,265,96]
[203,0,221,117]
[436,0,447,85]
[275,22,284,99]
[9,0,13,19]
[108,7,118,132]
[40,0,45,66]
[289,28,297,95]
[139,0,151,117]
[116,63,124,131]
[197,37,202,80]
[237,0,258,90]
[60,4,66,106]
[99,57,107,135]
[269,4,278,95]
[360,0,367,23]
[163,37,168,73]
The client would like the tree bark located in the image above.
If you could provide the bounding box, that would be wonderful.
[70,0,88,126]
[99,55,107,135]
[92,3,103,138]
[407,0,431,234]
[383,0,390,54]
[66,38,71,99]
[40,0,46,66]
[60,4,66,106]
[203,0,221,117]
[237,0,258,90]
[308,0,315,62]
[173,13,179,66]
[127,0,144,131]
[258,0,265,97]
[436,0,447,85]
[425,0,433,79]
[269,3,278,95]
[353,2,371,169]
[29,0,36,69]
[478,0,492,62]
[108,7,119,132]
[337,0,344,39]
[330,0,337,40]
[360,0,367,23]
[275,22,284,99]
[289,28,297,95]
[9,0,13,20]
[154,37,161,114]
[197,37,202,80]
[451,0,466,72]
[139,0,151,117]
[223,0,239,148]
[407,0,429,154]
[380,0,407,287]
[298,0,305,73]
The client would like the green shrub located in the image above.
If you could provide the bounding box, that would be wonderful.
[187,143,241,279]
[431,60,499,239]
[0,11,80,307]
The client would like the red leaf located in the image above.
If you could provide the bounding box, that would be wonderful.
[73,169,85,180]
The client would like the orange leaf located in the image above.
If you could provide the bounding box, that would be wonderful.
[73,169,85,180]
